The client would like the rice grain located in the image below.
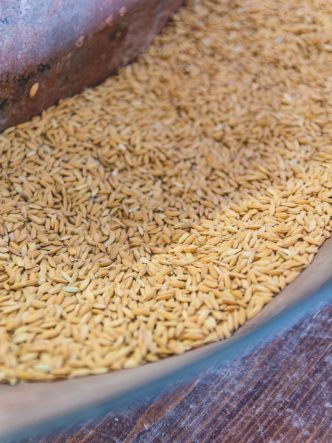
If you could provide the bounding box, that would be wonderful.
[0,0,331,384]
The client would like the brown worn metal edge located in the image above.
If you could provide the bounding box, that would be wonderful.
[0,0,183,132]
[0,238,331,437]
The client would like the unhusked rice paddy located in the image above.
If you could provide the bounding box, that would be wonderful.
[0,0,331,383]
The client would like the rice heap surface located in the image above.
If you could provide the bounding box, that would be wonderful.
[0,0,331,383]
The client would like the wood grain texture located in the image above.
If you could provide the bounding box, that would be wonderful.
[9,304,332,443]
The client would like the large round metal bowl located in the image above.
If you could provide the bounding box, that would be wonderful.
[0,1,331,439]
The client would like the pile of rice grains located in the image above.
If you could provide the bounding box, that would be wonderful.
[0,0,331,384]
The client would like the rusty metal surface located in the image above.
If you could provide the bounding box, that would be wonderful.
[0,0,183,132]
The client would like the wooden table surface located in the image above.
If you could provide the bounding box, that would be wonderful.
[8,303,331,443]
